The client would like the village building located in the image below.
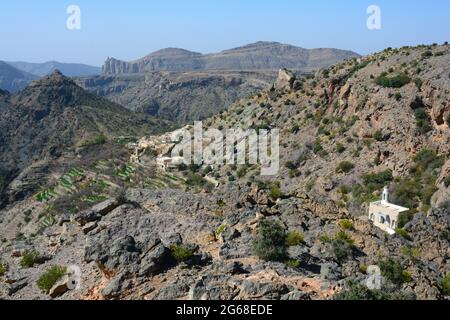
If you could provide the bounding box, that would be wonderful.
[156,156,185,172]
[368,187,409,235]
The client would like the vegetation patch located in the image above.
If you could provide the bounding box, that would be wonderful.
[336,161,355,174]
[439,275,450,296]
[375,73,410,88]
[20,250,42,268]
[37,266,67,294]
[170,245,195,262]
[379,258,412,285]
[253,220,288,262]
[286,231,304,246]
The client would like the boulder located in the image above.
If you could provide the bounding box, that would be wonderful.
[275,69,296,90]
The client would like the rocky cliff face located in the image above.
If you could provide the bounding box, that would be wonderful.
[102,42,360,74]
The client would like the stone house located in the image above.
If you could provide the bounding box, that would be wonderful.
[368,187,409,235]
[156,156,185,172]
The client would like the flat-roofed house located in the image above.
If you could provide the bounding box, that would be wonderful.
[368,187,409,235]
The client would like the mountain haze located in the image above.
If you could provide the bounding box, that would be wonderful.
[0,61,38,92]
[6,61,101,77]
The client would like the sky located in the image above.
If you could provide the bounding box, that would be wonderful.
[0,0,449,66]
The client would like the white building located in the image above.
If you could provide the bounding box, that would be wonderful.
[368,187,409,235]
[156,156,185,172]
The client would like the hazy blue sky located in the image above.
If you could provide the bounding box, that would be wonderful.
[0,0,449,66]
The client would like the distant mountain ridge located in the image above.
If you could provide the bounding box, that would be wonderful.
[103,41,360,74]
[0,61,38,92]
[6,61,101,77]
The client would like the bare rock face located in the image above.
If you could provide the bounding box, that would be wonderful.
[101,42,359,75]
[275,69,296,90]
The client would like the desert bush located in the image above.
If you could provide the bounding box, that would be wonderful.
[439,275,450,296]
[253,220,288,262]
[375,73,410,88]
[331,239,354,263]
[0,262,6,276]
[37,266,67,293]
[339,220,354,230]
[170,245,195,262]
[373,130,384,141]
[414,108,432,134]
[269,182,282,201]
[20,251,41,268]
[287,259,300,269]
[313,139,324,154]
[286,231,304,246]
[379,258,412,285]
[80,134,107,147]
[336,143,346,154]
[336,161,355,174]
[396,228,412,240]
[335,281,415,300]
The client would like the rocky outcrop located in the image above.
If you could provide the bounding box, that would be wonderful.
[102,42,359,75]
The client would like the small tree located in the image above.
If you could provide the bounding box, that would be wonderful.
[253,220,288,262]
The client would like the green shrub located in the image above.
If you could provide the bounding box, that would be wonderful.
[379,258,412,285]
[269,182,282,201]
[444,175,450,188]
[37,266,67,293]
[363,170,393,186]
[439,275,450,296]
[396,228,412,240]
[331,239,353,263]
[253,220,288,262]
[336,161,355,174]
[397,212,415,229]
[286,231,304,246]
[414,108,432,134]
[287,259,300,269]
[313,139,324,154]
[335,230,354,245]
[339,220,354,230]
[185,173,206,187]
[421,50,433,58]
[215,223,227,239]
[401,246,421,262]
[170,245,195,262]
[336,143,346,154]
[375,73,410,88]
[20,250,41,268]
[80,134,107,147]
[335,281,415,300]
[373,130,384,141]
[0,262,6,276]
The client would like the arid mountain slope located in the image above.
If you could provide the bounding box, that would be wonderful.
[76,70,275,123]
[0,70,170,206]
[0,45,448,301]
